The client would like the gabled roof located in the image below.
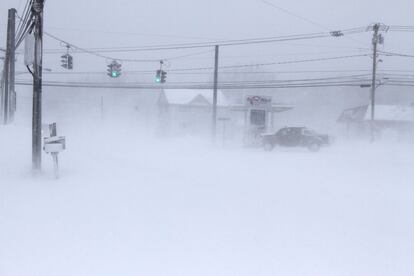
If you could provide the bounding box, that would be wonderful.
[365,105,414,121]
[339,104,414,123]
[161,89,229,106]
[338,105,367,122]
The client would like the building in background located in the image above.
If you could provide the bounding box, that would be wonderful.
[239,95,293,145]
[338,104,414,139]
[157,89,230,137]
[157,89,294,142]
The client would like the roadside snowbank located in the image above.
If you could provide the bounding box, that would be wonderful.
[1,125,413,276]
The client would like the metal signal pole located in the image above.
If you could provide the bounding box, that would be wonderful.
[32,0,45,172]
[212,45,219,142]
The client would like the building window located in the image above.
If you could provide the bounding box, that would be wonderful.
[250,109,266,126]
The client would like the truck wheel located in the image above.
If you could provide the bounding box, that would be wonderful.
[264,143,274,151]
[308,143,320,152]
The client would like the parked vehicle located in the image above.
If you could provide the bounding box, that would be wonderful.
[261,127,332,152]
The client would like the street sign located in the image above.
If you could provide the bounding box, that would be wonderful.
[245,95,272,109]
[43,123,65,178]
[44,142,64,153]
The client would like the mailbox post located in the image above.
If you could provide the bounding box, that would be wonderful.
[43,123,65,178]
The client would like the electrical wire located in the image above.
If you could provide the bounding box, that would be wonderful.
[15,1,34,49]
[42,27,366,54]
[15,0,31,39]
[44,33,214,63]
[42,29,370,69]
[44,32,161,63]
[14,79,369,90]
[389,25,414,32]
[37,69,374,76]
[159,54,370,72]
[14,73,376,90]
[33,54,368,78]
[16,77,414,89]
[379,50,414,58]
[259,0,367,48]
[44,26,221,41]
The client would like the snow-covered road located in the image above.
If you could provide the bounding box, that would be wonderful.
[1,125,413,276]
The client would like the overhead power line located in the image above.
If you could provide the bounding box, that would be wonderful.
[379,50,414,58]
[160,54,370,72]
[261,0,328,30]
[259,0,367,48]
[388,25,414,32]
[15,76,414,90]
[15,79,369,90]
[44,26,222,40]
[42,27,366,55]
[34,68,374,76]
[13,73,380,90]
[21,53,368,78]
[42,28,371,68]
[44,32,161,63]
[15,1,35,49]
[43,32,212,63]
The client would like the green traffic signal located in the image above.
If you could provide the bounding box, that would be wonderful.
[155,69,161,83]
[107,60,122,78]
[155,69,166,83]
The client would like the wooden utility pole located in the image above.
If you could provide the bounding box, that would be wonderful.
[9,9,16,123]
[32,0,45,172]
[212,45,219,142]
[3,9,16,124]
[1,54,5,123]
[370,23,380,143]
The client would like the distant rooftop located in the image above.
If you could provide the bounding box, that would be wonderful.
[339,104,414,123]
[161,89,229,107]
[160,89,295,112]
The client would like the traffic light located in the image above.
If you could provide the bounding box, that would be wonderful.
[161,70,167,83]
[60,44,74,70]
[67,55,73,70]
[113,61,121,77]
[107,63,114,77]
[107,60,121,78]
[155,69,167,83]
[61,53,73,70]
[155,69,162,83]
[61,54,68,69]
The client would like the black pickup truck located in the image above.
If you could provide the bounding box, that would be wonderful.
[261,127,332,152]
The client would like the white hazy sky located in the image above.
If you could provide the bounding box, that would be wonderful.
[1,0,414,80]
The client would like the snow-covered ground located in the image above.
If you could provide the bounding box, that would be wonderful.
[1,124,414,276]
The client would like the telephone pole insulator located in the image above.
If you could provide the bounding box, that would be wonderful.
[32,0,45,13]
[330,30,344,37]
